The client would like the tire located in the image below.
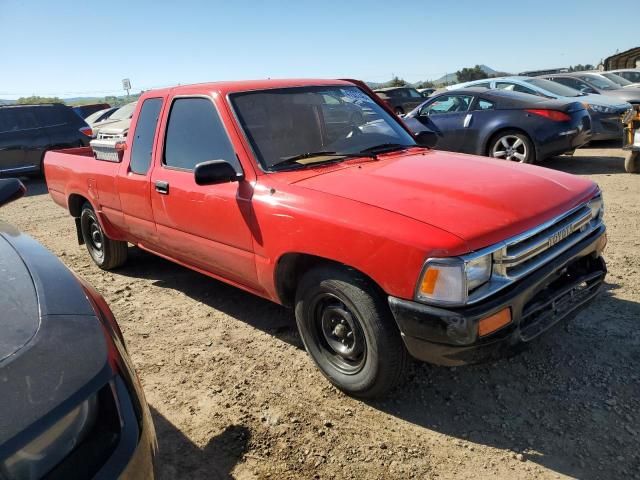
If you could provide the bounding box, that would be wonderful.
[294,265,407,398]
[488,130,535,164]
[80,202,128,270]
[625,150,640,173]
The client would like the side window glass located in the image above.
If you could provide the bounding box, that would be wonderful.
[475,99,495,110]
[424,95,473,115]
[130,98,163,174]
[164,97,238,171]
[496,82,516,91]
[14,109,39,130]
[0,110,19,133]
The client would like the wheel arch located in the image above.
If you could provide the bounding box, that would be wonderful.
[483,126,536,158]
[274,252,386,308]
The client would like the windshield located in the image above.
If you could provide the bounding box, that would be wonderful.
[580,75,618,90]
[602,73,632,86]
[524,78,583,97]
[230,85,417,170]
[110,102,137,120]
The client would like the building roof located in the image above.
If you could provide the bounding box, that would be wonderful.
[604,47,640,70]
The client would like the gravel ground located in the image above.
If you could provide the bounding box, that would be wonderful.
[2,142,639,479]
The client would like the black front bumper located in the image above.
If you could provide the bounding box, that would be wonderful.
[389,227,607,366]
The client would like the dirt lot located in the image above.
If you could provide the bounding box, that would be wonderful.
[3,143,639,479]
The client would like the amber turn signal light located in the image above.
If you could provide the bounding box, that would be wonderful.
[478,308,512,337]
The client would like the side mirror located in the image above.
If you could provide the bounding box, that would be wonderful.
[0,178,26,207]
[194,160,244,186]
[415,130,438,148]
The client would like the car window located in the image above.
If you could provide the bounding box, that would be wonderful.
[322,94,341,105]
[164,97,238,171]
[475,99,495,110]
[496,82,536,95]
[619,71,640,82]
[130,98,163,175]
[473,82,491,89]
[36,105,80,127]
[524,78,582,97]
[406,89,423,98]
[602,73,631,86]
[552,77,588,91]
[423,95,474,115]
[110,102,137,121]
[577,75,617,90]
[0,108,40,131]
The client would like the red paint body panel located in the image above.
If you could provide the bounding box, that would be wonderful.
[43,79,599,305]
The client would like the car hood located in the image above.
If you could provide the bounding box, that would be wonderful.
[291,150,598,250]
[0,223,110,445]
[580,93,631,109]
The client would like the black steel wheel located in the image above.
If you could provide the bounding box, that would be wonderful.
[295,265,407,398]
[80,202,128,270]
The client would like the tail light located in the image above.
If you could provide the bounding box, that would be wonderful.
[525,109,571,122]
[80,126,93,137]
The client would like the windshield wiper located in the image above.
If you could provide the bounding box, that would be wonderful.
[358,143,415,155]
[270,151,367,170]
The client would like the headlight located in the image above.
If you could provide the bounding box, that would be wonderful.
[1,396,97,480]
[587,104,615,114]
[588,194,604,222]
[416,254,492,305]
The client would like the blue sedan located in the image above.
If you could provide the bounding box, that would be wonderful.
[403,88,592,163]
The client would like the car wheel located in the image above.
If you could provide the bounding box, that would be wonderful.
[394,107,404,116]
[294,265,407,398]
[624,151,639,173]
[80,202,128,270]
[489,131,535,163]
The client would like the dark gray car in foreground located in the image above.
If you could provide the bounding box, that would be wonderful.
[0,179,156,479]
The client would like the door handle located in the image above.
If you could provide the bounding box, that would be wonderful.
[155,180,169,195]
[463,113,473,128]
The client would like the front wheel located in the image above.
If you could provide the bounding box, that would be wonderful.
[80,202,128,270]
[625,150,639,173]
[489,131,535,163]
[294,265,407,398]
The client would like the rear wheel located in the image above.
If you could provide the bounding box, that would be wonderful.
[625,150,640,173]
[294,265,407,398]
[489,130,535,163]
[80,202,128,270]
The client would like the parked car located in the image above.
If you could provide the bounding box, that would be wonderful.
[417,88,436,97]
[0,104,91,176]
[448,76,632,140]
[0,178,156,478]
[85,106,119,127]
[609,68,640,84]
[92,102,138,138]
[45,78,607,398]
[72,103,111,119]
[373,86,425,115]
[541,72,640,105]
[403,88,592,163]
[596,71,640,89]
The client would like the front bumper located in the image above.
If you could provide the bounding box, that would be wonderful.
[590,111,626,141]
[389,226,607,366]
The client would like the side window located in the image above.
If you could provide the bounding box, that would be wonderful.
[130,98,163,174]
[475,99,495,111]
[0,109,19,133]
[13,109,39,130]
[496,82,535,95]
[37,106,73,127]
[423,95,473,115]
[474,82,491,89]
[164,97,238,171]
[553,77,583,90]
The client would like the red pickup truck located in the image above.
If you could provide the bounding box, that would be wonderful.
[45,79,607,398]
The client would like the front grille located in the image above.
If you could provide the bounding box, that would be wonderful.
[494,204,595,281]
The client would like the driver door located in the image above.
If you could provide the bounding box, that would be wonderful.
[149,96,258,288]
[412,94,474,152]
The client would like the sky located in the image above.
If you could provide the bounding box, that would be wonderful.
[0,0,637,99]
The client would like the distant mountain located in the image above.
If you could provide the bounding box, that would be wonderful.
[431,65,511,86]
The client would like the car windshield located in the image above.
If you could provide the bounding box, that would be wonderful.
[110,102,137,120]
[602,73,632,86]
[230,85,417,170]
[581,75,618,90]
[524,78,583,97]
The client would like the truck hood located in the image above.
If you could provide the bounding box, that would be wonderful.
[292,150,598,250]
